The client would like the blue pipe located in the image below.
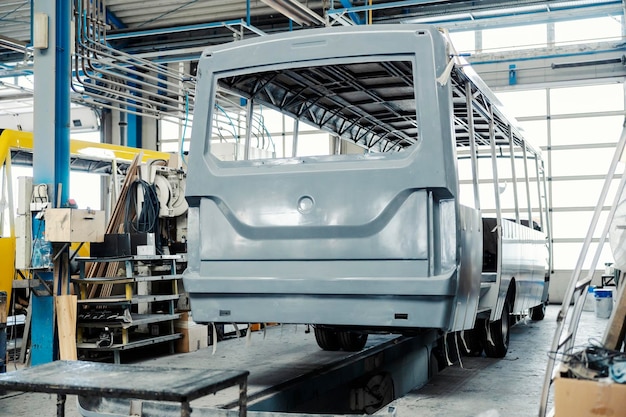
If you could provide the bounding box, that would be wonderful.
[246,0,251,26]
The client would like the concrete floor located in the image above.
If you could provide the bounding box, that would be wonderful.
[386,304,605,417]
[0,305,608,417]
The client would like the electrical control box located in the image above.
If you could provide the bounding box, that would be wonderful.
[44,208,105,242]
[15,215,32,269]
[17,176,33,215]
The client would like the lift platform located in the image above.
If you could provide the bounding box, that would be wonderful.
[76,328,438,416]
[0,326,440,416]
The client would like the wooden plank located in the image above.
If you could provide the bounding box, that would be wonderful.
[602,279,626,350]
[55,295,78,361]
[87,154,141,299]
[18,298,32,363]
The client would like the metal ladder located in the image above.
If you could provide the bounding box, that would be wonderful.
[538,119,626,417]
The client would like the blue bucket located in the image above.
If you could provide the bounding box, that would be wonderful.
[594,288,613,318]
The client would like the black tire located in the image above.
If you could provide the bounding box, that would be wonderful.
[529,302,546,321]
[338,331,368,352]
[459,321,485,357]
[483,300,511,358]
[314,326,340,351]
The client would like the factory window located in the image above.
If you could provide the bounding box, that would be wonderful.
[449,31,475,54]
[517,120,548,148]
[551,178,622,209]
[553,242,616,270]
[1,167,102,238]
[550,84,624,115]
[482,24,547,52]
[159,116,192,154]
[550,116,624,146]
[497,89,547,118]
[551,148,620,177]
[497,80,626,270]
[554,16,622,45]
[552,211,613,240]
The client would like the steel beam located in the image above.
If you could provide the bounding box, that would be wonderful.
[339,0,364,25]
[106,19,266,40]
[469,41,626,89]
[105,7,126,30]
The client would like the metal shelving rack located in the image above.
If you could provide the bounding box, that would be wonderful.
[72,254,183,364]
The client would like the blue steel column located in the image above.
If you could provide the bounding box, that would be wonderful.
[31,0,71,365]
[126,75,141,148]
[55,0,70,207]
[126,112,141,148]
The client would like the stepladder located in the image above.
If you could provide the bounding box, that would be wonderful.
[538,120,626,417]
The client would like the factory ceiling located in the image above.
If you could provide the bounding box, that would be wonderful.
[0,0,620,66]
[0,0,620,122]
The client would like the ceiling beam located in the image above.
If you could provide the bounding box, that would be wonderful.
[105,7,127,30]
[260,0,325,26]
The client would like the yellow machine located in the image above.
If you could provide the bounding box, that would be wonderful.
[0,128,171,314]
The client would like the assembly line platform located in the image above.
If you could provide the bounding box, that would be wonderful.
[0,306,609,417]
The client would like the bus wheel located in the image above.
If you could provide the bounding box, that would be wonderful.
[529,302,546,321]
[484,300,511,358]
[314,326,340,351]
[338,331,368,351]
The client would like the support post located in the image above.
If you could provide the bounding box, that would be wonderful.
[244,99,253,160]
[465,81,481,211]
[508,126,520,224]
[292,119,299,157]
[522,143,533,223]
[32,0,71,365]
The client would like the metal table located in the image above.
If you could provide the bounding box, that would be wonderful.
[0,360,248,417]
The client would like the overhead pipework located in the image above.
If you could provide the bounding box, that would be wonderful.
[72,0,195,120]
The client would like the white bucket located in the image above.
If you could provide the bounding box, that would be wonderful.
[594,288,613,319]
[582,286,595,312]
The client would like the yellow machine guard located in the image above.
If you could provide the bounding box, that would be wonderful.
[0,129,172,314]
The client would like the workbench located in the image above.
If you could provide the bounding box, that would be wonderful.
[0,360,249,417]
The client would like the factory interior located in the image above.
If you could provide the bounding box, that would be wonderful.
[0,1,626,416]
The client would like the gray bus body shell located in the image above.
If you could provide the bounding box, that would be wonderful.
[183,25,550,334]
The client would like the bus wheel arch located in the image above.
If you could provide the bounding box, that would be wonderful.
[483,281,515,358]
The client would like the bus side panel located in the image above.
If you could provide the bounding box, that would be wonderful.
[453,205,483,331]
[501,219,548,315]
